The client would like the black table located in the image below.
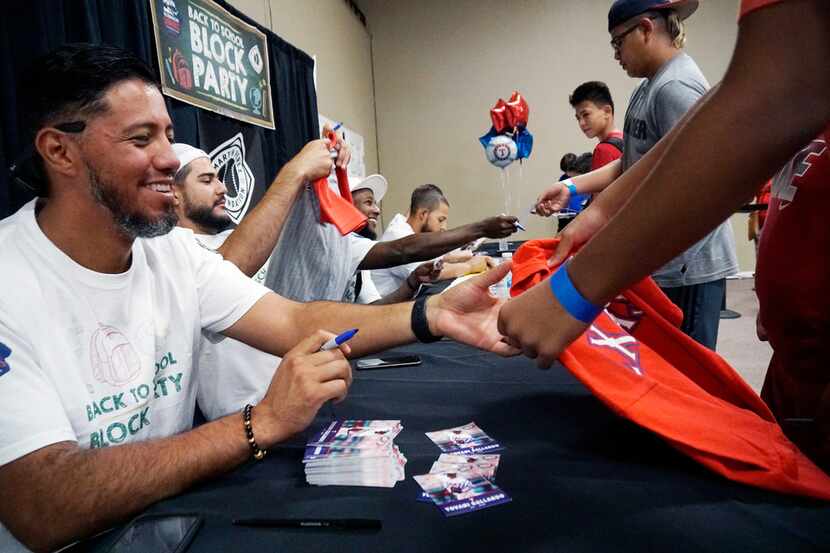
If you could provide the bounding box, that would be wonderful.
[80,341,830,553]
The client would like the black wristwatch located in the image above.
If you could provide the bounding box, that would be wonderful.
[411,295,442,343]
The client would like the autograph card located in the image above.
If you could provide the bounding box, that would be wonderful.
[425,422,504,455]
[306,419,401,449]
[417,453,501,502]
[413,470,511,516]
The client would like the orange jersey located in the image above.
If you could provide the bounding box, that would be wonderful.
[510,238,830,499]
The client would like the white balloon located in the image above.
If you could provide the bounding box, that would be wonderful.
[485,135,518,168]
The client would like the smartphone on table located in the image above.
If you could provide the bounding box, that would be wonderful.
[107,513,202,553]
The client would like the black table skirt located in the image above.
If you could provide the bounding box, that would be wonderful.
[77,341,830,553]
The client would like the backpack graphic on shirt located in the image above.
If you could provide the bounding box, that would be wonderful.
[90,325,141,386]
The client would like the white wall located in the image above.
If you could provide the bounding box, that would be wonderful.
[359,0,754,270]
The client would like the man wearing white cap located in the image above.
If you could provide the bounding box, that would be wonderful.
[171,130,353,420]
[345,174,438,304]
[172,142,277,421]
[171,133,347,280]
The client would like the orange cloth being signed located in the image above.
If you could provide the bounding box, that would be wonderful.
[313,134,366,236]
[509,238,830,500]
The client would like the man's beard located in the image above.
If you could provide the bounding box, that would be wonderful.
[357,223,377,240]
[184,201,232,233]
[87,162,177,239]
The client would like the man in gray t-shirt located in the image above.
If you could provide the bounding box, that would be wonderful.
[533,0,736,349]
[614,1,737,349]
[620,39,737,297]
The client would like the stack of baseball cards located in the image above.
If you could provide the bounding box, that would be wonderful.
[303,420,407,488]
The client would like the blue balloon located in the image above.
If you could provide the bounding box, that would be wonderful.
[478,127,499,149]
[515,128,534,160]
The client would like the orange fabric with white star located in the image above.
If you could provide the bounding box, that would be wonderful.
[509,238,830,499]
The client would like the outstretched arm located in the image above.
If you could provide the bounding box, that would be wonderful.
[533,159,622,216]
[225,261,519,359]
[499,1,830,367]
[358,215,517,270]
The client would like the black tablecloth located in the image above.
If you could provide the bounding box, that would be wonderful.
[80,341,830,553]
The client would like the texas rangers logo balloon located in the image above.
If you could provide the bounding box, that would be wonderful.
[486,135,518,168]
[479,91,534,169]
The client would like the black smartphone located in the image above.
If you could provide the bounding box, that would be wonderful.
[107,514,202,553]
[355,355,422,370]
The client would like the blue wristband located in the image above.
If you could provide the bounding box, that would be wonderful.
[549,261,602,324]
[563,179,577,196]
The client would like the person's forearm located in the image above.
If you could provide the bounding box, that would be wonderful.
[289,299,423,357]
[226,293,419,358]
[217,163,306,276]
[0,413,263,552]
[438,261,473,280]
[570,2,830,305]
[358,224,483,270]
[569,159,622,194]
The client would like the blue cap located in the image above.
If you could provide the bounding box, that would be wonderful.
[334,328,359,345]
[608,0,699,32]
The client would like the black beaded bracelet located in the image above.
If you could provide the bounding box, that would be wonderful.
[242,404,267,461]
[411,295,441,343]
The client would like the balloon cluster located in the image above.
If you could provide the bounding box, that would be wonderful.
[479,91,533,168]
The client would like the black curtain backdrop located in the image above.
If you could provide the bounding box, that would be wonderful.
[0,0,319,219]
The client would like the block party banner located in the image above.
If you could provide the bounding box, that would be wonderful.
[150,0,275,129]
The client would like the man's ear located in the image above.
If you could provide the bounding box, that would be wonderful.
[172,187,183,207]
[602,104,613,117]
[641,17,658,41]
[35,128,81,179]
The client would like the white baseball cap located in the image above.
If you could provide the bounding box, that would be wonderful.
[172,143,210,175]
[349,174,388,202]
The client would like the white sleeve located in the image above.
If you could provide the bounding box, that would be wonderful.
[0,319,76,466]
[347,234,376,274]
[356,271,383,304]
[183,237,269,334]
[386,260,421,286]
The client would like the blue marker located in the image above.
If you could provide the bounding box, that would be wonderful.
[515,221,526,232]
[332,122,343,132]
[321,329,358,351]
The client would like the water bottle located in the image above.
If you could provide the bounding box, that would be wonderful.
[489,253,513,299]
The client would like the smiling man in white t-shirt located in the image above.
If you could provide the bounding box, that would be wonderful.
[0,44,517,553]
